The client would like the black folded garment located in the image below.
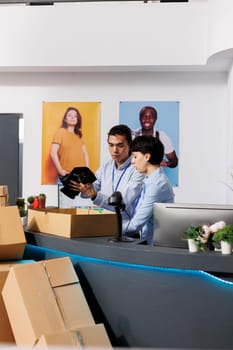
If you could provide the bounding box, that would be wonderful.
[59,166,96,199]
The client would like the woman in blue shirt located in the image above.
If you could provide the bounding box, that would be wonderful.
[123,135,174,245]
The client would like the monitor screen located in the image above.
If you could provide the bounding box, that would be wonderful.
[153,203,233,248]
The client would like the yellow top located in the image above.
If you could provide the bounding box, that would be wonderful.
[52,128,86,172]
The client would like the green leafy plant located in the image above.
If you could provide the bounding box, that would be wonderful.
[183,226,207,251]
[212,225,233,243]
[16,197,27,217]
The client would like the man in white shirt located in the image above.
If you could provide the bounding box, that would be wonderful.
[132,106,178,168]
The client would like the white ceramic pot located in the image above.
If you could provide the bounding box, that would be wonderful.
[188,239,199,253]
[21,216,27,228]
[221,241,232,255]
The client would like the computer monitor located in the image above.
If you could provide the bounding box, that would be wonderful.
[153,203,233,248]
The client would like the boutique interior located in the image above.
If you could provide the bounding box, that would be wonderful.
[1,0,233,349]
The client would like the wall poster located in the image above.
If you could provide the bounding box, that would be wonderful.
[119,101,179,187]
[41,101,100,185]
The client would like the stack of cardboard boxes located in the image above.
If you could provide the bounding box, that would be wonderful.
[0,206,112,349]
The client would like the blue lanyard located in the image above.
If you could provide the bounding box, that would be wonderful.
[112,163,130,192]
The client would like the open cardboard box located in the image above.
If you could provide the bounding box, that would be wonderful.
[2,256,95,346]
[0,206,26,260]
[27,207,117,238]
[34,324,112,349]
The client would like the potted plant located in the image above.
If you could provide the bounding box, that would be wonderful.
[16,197,27,217]
[212,224,233,254]
[183,221,225,253]
[38,193,46,208]
[16,197,28,227]
[27,196,35,209]
[183,226,208,252]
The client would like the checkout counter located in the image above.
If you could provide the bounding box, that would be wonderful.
[24,231,233,349]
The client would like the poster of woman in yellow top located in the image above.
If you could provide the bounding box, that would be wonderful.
[41,101,100,185]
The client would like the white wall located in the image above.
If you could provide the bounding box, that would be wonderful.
[0,1,207,69]
[0,70,228,206]
[0,0,232,207]
[207,0,233,57]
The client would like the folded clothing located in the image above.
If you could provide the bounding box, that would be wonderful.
[59,167,96,199]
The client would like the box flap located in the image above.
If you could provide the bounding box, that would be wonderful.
[37,257,79,287]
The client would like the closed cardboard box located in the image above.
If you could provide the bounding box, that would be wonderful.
[0,206,26,260]
[27,207,117,238]
[0,260,35,343]
[34,324,112,349]
[2,256,95,346]
[0,185,8,196]
[0,195,8,207]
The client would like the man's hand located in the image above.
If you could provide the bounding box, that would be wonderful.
[69,181,97,200]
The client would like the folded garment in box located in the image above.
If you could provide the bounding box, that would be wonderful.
[2,256,95,346]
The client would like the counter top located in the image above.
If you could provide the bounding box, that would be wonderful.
[25,230,233,274]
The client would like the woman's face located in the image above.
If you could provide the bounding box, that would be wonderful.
[131,151,149,174]
[65,110,78,126]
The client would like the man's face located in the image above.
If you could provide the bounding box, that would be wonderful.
[108,134,130,165]
[140,109,156,130]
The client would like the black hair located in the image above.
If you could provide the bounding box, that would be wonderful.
[131,135,164,165]
[108,124,132,147]
[62,107,82,137]
[139,106,157,120]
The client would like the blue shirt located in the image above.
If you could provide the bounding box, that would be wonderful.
[92,157,145,226]
[123,167,174,245]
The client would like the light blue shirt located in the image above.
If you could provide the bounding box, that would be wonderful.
[92,157,145,226]
[123,167,174,245]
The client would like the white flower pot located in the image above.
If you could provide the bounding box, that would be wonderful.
[21,216,27,228]
[188,239,199,253]
[221,241,232,255]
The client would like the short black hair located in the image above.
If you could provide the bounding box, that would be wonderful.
[131,135,164,165]
[108,124,132,147]
[139,106,157,119]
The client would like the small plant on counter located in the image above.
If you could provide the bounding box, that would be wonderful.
[27,196,35,208]
[27,193,46,209]
[183,225,210,252]
[16,197,27,217]
[183,221,226,252]
[212,224,233,243]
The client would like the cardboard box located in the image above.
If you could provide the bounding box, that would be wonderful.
[0,185,8,196]
[2,256,95,346]
[0,260,35,343]
[27,207,118,238]
[0,195,8,207]
[0,206,26,260]
[0,194,8,207]
[34,324,112,349]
